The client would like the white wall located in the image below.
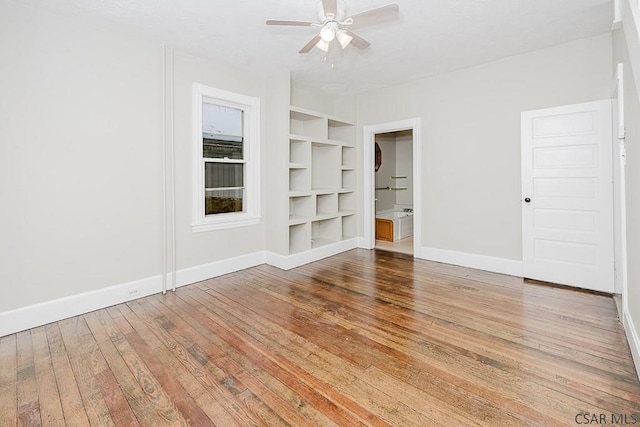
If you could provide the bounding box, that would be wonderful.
[357,33,613,262]
[291,86,335,112]
[290,86,357,121]
[0,2,272,314]
[395,133,413,207]
[265,71,292,256]
[0,2,163,312]
[614,18,640,372]
[172,51,268,268]
[374,135,397,211]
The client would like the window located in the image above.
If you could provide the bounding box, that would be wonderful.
[192,83,260,232]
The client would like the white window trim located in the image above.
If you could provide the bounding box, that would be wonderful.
[192,83,261,232]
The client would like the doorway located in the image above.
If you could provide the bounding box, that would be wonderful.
[374,130,414,254]
[363,118,422,255]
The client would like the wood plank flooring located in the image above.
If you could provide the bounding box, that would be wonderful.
[1,249,639,426]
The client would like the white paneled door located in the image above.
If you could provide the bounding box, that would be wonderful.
[521,100,614,293]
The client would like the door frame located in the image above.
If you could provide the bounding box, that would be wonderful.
[612,63,628,310]
[363,118,422,254]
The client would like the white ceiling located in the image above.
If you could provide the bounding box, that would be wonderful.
[9,0,613,95]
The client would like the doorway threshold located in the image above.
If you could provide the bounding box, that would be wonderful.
[375,236,413,255]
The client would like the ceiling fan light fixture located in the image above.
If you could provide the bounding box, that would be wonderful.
[268,1,398,57]
[320,25,336,42]
[336,30,353,48]
[316,38,330,52]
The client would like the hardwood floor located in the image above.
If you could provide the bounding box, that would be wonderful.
[1,249,639,426]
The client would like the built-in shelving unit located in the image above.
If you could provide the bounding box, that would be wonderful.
[288,106,356,254]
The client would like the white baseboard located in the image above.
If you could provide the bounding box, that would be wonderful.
[266,238,358,270]
[357,237,371,249]
[613,294,623,320]
[0,251,267,337]
[0,242,363,337]
[176,251,266,287]
[416,246,523,277]
[623,307,640,381]
[0,274,163,337]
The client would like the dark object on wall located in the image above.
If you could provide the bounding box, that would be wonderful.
[375,142,382,171]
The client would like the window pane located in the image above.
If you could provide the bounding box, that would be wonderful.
[203,138,243,160]
[203,103,243,159]
[205,188,243,215]
[205,163,243,189]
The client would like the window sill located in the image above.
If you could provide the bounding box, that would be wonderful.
[191,214,261,233]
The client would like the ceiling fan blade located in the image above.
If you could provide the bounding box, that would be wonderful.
[322,0,337,17]
[348,3,399,27]
[266,19,315,27]
[344,30,370,50]
[299,35,322,54]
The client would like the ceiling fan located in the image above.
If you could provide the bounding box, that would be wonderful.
[266,0,399,54]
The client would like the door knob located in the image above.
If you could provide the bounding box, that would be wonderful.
[524,197,531,203]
